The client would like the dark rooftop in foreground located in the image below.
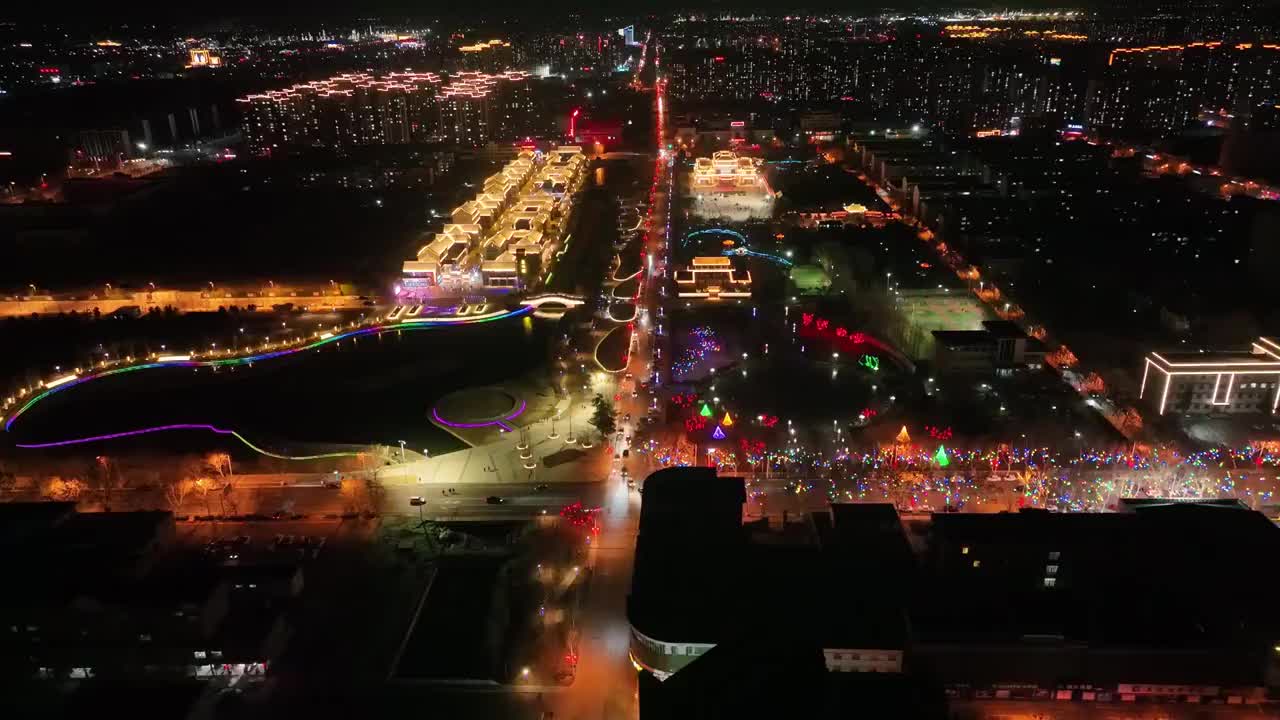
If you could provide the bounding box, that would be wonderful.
[639,638,947,720]
[631,468,1280,706]
[913,504,1280,687]
[629,467,912,650]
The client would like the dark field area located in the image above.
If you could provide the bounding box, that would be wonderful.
[4,315,561,455]
[0,157,500,292]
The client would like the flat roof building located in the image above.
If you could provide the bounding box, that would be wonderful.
[0,505,298,683]
[629,468,911,685]
[629,470,1280,711]
[931,319,1047,375]
[914,504,1280,703]
[1139,336,1280,415]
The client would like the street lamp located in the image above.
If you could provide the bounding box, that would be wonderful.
[409,496,427,533]
[398,440,407,462]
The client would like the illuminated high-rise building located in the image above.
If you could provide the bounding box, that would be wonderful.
[238,71,543,154]
[455,39,514,72]
[1097,42,1280,134]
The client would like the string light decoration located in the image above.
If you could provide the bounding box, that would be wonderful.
[673,326,723,377]
[926,425,953,441]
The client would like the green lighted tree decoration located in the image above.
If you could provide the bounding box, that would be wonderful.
[934,445,950,467]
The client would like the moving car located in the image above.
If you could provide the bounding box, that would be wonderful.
[486,496,505,505]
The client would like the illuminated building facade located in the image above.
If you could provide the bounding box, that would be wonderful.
[238,71,540,155]
[402,146,586,292]
[691,151,762,190]
[674,256,752,300]
[511,31,630,75]
[1139,337,1280,416]
[1098,43,1280,134]
[662,18,1280,138]
[439,74,495,147]
[455,39,513,72]
[186,48,223,68]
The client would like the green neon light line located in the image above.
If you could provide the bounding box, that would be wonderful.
[4,307,533,432]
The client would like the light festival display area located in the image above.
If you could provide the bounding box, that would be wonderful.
[688,151,775,222]
[673,256,752,301]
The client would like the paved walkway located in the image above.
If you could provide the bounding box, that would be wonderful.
[368,394,612,489]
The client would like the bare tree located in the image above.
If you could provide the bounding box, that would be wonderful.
[1116,407,1144,435]
[1045,345,1079,369]
[1080,372,1107,396]
[91,455,118,510]
[206,452,232,480]
[164,478,196,512]
[340,476,370,513]
[205,452,233,485]
[203,453,235,515]
[43,477,86,502]
[0,462,16,497]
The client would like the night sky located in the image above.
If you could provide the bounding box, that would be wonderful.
[3,0,1078,25]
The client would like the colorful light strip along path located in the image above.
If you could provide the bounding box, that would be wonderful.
[724,247,794,267]
[4,306,533,432]
[430,398,527,432]
[14,423,362,461]
[682,228,792,267]
[683,227,747,248]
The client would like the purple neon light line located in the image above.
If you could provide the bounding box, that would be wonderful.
[16,423,225,448]
[14,422,361,460]
[431,398,527,429]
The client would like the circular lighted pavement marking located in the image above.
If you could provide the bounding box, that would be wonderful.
[431,388,525,432]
